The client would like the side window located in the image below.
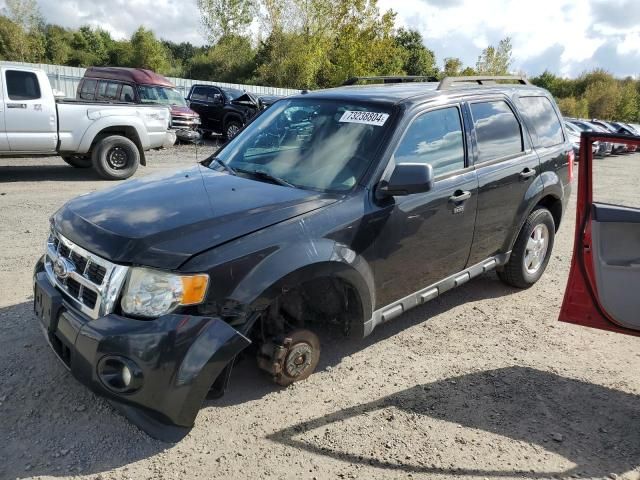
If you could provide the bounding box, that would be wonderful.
[6,70,41,100]
[206,88,221,103]
[191,87,208,102]
[79,79,97,100]
[518,96,565,148]
[96,81,120,101]
[470,100,523,162]
[394,107,466,177]
[120,84,135,102]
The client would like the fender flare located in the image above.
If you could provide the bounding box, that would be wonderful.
[506,170,565,251]
[230,239,375,338]
[77,116,150,154]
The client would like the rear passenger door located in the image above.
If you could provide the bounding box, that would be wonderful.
[465,98,541,266]
[373,105,479,308]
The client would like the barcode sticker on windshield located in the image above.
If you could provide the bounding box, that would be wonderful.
[339,111,389,126]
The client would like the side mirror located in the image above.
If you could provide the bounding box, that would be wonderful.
[377,163,434,197]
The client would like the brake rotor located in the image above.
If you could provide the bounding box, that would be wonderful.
[274,329,321,386]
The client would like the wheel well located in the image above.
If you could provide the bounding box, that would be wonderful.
[535,195,563,231]
[90,126,146,166]
[250,276,364,342]
[223,114,243,129]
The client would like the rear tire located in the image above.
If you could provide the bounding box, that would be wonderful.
[497,207,555,288]
[62,155,91,168]
[92,135,140,180]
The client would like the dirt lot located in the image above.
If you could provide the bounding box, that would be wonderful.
[1,148,639,480]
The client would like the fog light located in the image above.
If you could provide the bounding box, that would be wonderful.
[97,356,143,394]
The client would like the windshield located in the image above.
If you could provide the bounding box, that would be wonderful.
[139,85,187,107]
[211,98,393,192]
[222,88,245,100]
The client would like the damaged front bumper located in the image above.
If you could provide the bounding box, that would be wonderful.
[33,264,250,442]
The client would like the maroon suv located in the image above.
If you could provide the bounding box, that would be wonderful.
[77,67,200,131]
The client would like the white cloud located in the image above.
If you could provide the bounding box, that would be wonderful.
[3,0,639,77]
[380,0,640,77]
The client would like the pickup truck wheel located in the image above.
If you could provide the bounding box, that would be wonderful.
[92,135,140,180]
[498,207,555,288]
[62,155,92,169]
[224,120,242,140]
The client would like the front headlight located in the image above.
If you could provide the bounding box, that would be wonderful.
[120,267,209,318]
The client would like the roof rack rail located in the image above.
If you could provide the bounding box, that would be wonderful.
[342,75,438,86]
[437,75,531,90]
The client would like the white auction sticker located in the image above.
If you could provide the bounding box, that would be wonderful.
[339,110,389,126]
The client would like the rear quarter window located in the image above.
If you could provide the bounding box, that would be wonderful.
[518,96,565,148]
[470,100,523,162]
[79,79,98,100]
[6,70,41,100]
[97,81,120,101]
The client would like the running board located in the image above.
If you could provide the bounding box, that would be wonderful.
[364,252,511,336]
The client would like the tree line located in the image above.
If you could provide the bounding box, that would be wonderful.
[0,0,638,122]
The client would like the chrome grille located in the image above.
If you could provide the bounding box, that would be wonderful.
[44,230,129,319]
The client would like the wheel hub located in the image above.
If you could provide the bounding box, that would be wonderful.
[107,147,128,169]
[227,124,240,138]
[524,224,549,275]
[284,342,313,378]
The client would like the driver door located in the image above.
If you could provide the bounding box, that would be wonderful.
[372,105,478,309]
[559,133,640,335]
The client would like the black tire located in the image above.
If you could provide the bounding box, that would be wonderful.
[223,119,242,140]
[497,207,555,289]
[61,155,92,168]
[92,135,140,180]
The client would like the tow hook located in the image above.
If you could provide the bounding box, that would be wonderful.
[257,329,321,387]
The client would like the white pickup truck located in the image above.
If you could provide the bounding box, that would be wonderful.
[0,66,171,180]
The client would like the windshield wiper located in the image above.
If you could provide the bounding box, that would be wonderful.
[236,168,295,188]
[211,157,236,175]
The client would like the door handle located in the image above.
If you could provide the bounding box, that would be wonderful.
[449,190,472,203]
[7,103,26,109]
[519,167,536,180]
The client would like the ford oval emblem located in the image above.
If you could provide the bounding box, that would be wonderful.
[53,257,75,279]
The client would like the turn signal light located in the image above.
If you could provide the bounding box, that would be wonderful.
[180,274,209,305]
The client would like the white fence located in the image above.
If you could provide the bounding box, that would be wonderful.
[0,61,301,98]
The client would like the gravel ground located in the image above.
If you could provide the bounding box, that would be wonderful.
[1,147,640,480]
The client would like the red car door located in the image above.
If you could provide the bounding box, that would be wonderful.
[559,132,640,335]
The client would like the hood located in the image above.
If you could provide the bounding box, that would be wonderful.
[231,93,260,108]
[170,105,199,117]
[54,165,338,269]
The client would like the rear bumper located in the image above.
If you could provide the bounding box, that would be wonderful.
[33,262,250,442]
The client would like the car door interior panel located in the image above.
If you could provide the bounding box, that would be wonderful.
[591,204,640,330]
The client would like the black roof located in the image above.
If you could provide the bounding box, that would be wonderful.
[296,81,546,106]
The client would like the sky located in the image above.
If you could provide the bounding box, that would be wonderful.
[5,0,640,78]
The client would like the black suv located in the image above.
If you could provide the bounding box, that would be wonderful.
[34,76,573,441]
[186,84,280,139]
